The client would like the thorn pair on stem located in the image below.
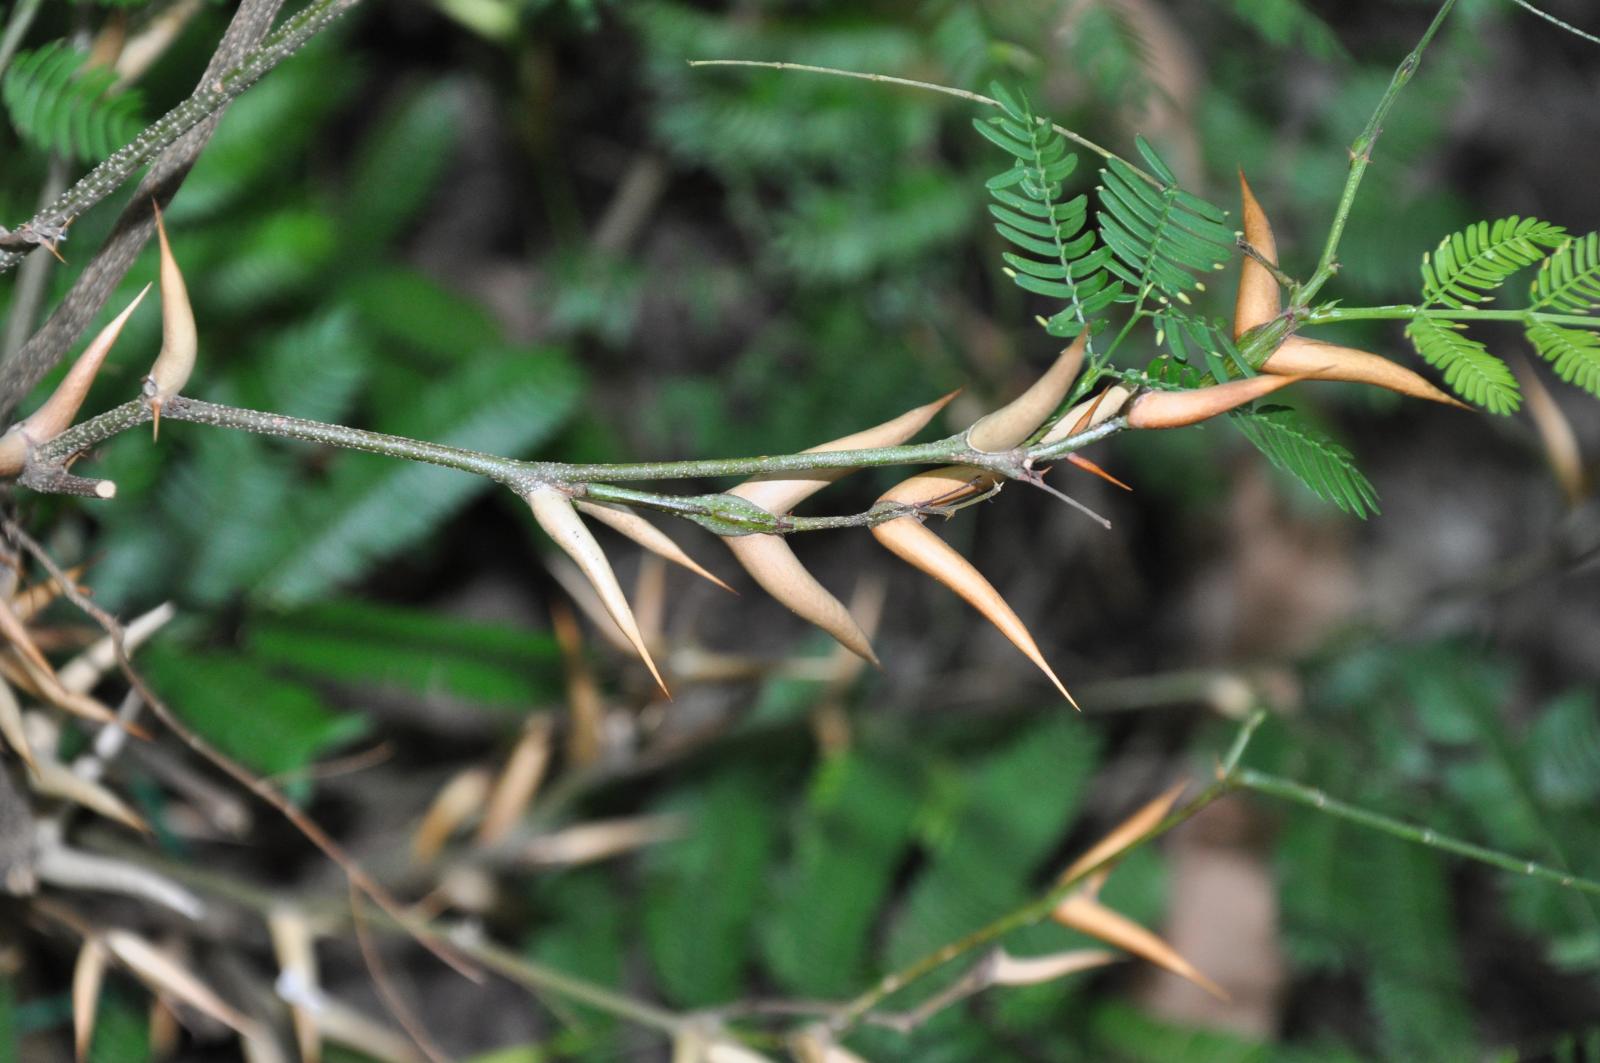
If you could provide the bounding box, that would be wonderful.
[0,202,198,484]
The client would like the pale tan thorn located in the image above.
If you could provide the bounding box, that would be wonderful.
[788,1027,872,1063]
[988,947,1120,986]
[550,601,606,767]
[1039,384,1133,446]
[1065,453,1132,491]
[528,487,669,697]
[876,464,996,508]
[0,592,54,676]
[8,286,151,463]
[304,994,423,1063]
[268,906,322,1063]
[0,431,27,478]
[544,557,634,656]
[14,652,127,730]
[410,766,491,865]
[1057,780,1189,885]
[104,929,267,1041]
[871,518,1075,706]
[575,500,734,592]
[73,938,109,1063]
[0,677,36,773]
[147,999,179,1059]
[147,201,198,442]
[1516,357,1588,504]
[1265,336,1471,409]
[477,714,554,847]
[114,0,205,89]
[59,601,175,696]
[517,813,684,867]
[968,333,1089,452]
[11,563,88,623]
[1051,892,1228,1000]
[724,534,878,665]
[33,828,202,916]
[1234,170,1281,339]
[729,389,960,515]
[32,757,150,833]
[1126,373,1312,430]
[633,552,667,647]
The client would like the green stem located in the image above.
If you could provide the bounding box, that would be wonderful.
[828,710,1268,1034]
[25,392,1126,506]
[1305,305,1599,328]
[687,60,1144,180]
[1233,769,1600,900]
[30,397,545,488]
[1298,0,1459,303]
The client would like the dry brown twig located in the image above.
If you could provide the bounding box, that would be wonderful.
[2,517,484,983]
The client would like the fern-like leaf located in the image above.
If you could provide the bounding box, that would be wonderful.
[1156,311,1251,383]
[1417,216,1566,309]
[1528,321,1600,397]
[976,85,1122,339]
[1,41,143,161]
[1231,405,1379,518]
[1405,316,1521,413]
[1096,137,1234,303]
[1530,232,1600,313]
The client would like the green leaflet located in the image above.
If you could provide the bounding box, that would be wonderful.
[760,750,922,997]
[1,41,143,161]
[976,84,1122,339]
[1527,321,1600,397]
[1530,232,1600,313]
[246,599,563,710]
[643,768,780,1006]
[1417,216,1566,310]
[1405,316,1521,413]
[343,83,464,251]
[1404,218,1599,410]
[884,714,1100,969]
[142,644,368,778]
[1230,405,1379,518]
[1097,139,1234,302]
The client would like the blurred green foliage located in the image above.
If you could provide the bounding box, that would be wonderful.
[2,0,1597,1060]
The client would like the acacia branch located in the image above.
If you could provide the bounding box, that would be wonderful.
[0,0,359,266]
[24,394,1129,520]
[0,0,366,422]
[1233,769,1600,899]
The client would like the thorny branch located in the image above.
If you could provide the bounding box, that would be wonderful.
[0,0,368,420]
[1,518,484,983]
[22,393,1130,525]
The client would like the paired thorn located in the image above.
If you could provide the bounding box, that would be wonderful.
[145,201,197,442]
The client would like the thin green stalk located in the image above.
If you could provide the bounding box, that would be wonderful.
[24,391,1126,509]
[1298,0,1460,303]
[828,710,1268,1034]
[1507,0,1600,47]
[31,396,544,487]
[1233,769,1600,900]
[687,60,1150,183]
[1305,304,1600,328]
